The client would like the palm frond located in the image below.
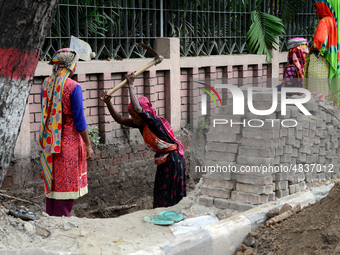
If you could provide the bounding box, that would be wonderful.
[247,10,285,63]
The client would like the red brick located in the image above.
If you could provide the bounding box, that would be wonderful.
[154,100,164,108]
[99,123,112,132]
[145,85,156,94]
[99,115,112,123]
[144,151,151,158]
[35,113,41,122]
[158,92,165,100]
[84,99,98,108]
[158,107,165,116]
[129,154,136,161]
[33,94,40,104]
[155,84,164,93]
[88,160,97,168]
[101,151,109,159]
[99,107,110,115]
[86,116,98,125]
[111,73,122,80]
[30,122,41,132]
[90,107,99,116]
[76,74,86,82]
[30,113,35,123]
[109,166,118,175]
[144,78,157,86]
[145,70,156,78]
[30,84,41,94]
[157,76,164,84]
[121,154,128,162]
[29,104,41,114]
[180,90,187,97]
[89,74,98,81]
[150,94,157,102]
[89,90,98,98]
[122,97,130,105]
[135,144,146,152]
[29,95,34,104]
[114,157,121,164]
[97,159,105,168]
[98,73,111,81]
[98,80,113,90]
[114,96,122,105]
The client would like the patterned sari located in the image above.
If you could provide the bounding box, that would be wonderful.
[39,48,88,201]
[304,0,340,105]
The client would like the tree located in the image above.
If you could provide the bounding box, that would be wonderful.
[0,0,59,186]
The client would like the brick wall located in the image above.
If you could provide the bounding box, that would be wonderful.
[5,44,289,209]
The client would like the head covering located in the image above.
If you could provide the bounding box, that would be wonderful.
[128,97,185,157]
[313,0,340,103]
[39,48,78,193]
[287,37,309,80]
[287,37,308,50]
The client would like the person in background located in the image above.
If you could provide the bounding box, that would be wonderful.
[39,48,94,217]
[304,0,340,105]
[281,37,309,89]
[101,73,186,208]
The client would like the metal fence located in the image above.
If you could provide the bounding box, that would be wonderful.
[41,0,317,61]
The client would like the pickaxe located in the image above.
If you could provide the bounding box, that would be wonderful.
[104,43,164,96]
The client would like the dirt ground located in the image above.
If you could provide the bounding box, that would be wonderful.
[237,181,340,255]
[0,179,240,254]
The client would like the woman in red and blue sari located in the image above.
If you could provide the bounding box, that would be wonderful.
[39,48,94,216]
[101,73,186,208]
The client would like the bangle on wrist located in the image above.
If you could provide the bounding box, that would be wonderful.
[86,144,92,148]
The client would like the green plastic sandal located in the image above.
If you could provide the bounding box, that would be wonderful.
[158,211,183,222]
[143,215,174,225]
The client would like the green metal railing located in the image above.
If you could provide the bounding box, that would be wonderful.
[40,0,317,60]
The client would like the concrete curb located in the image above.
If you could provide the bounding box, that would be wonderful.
[129,184,334,255]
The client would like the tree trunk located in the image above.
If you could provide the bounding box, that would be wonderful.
[0,0,58,186]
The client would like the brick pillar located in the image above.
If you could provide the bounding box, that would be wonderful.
[98,73,114,143]
[156,38,181,132]
[188,68,200,130]
[222,66,233,104]
[205,66,217,115]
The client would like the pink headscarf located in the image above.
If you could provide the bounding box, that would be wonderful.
[128,97,185,157]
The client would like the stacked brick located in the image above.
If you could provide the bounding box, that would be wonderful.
[198,88,340,210]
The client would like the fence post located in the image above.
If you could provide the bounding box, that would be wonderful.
[271,38,280,80]
[156,37,181,132]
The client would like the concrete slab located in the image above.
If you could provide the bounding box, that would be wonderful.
[129,183,334,255]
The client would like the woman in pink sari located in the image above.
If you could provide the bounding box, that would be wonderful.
[101,73,186,208]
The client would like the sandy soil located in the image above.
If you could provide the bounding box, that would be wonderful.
[0,181,239,255]
[237,181,340,255]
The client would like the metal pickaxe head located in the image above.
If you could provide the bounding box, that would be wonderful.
[139,42,163,65]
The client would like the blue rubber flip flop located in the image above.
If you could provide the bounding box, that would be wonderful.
[158,211,183,222]
[143,215,174,225]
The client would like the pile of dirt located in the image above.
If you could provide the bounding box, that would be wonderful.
[237,181,340,255]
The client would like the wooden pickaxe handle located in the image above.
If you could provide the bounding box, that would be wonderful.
[105,55,164,96]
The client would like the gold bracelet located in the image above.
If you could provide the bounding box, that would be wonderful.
[86,144,92,148]
[129,85,135,88]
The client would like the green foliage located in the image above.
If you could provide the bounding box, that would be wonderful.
[88,125,100,147]
[247,10,285,63]
[281,0,306,24]
[121,124,129,140]
[197,118,209,139]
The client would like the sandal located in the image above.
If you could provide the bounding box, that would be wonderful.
[143,215,174,225]
[9,209,40,221]
[158,211,183,222]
